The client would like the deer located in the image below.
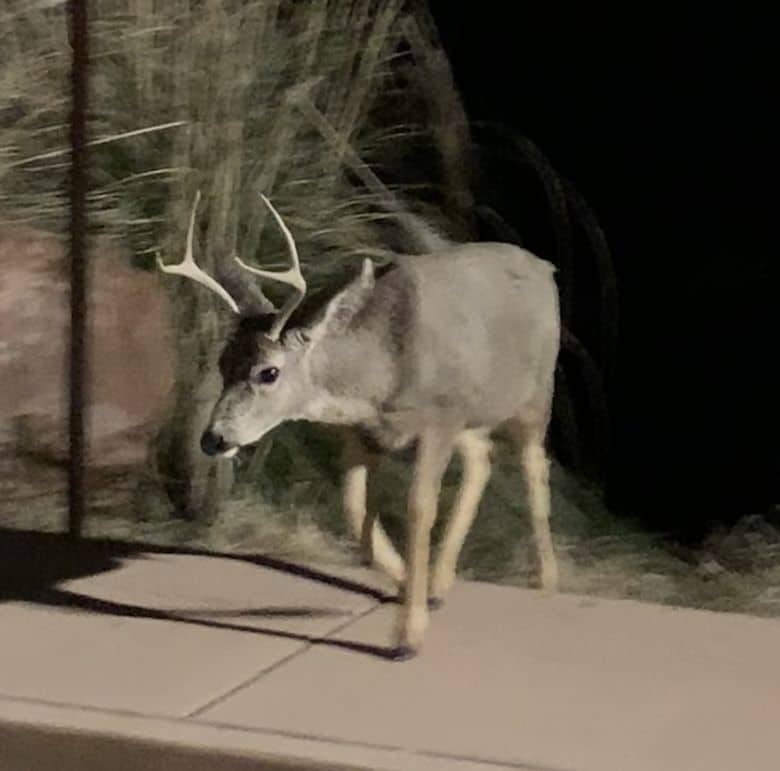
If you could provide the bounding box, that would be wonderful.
[158,190,561,659]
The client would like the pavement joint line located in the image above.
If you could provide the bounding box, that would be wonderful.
[185,599,384,719]
[0,691,565,770]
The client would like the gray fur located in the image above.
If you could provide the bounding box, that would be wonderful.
[161,192,564,656]
[208,243,560,453]
[192,236,562,656]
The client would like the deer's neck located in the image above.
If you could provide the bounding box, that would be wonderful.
[302,328,397,428]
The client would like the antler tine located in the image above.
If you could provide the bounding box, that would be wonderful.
[234,194,307,341]
[157,190,241,314]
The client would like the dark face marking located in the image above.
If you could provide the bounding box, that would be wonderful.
[217,315,275,386]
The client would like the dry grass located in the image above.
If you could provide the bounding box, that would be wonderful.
[3,1,776,622]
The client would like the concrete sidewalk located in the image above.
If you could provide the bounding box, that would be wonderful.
[1,535,778,770]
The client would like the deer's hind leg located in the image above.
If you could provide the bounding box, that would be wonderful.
[507,418,559,592]
[429,429,492,606]
[340,429,405,586]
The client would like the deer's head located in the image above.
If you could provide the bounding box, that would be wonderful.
[158,191,374,457]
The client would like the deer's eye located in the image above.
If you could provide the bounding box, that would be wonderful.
[254,366,279,385]
[252,367,279,385]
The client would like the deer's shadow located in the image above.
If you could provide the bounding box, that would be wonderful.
[0,527,401,660]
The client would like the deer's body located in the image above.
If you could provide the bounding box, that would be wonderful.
[159,194,561,659]
[304,245,559,448]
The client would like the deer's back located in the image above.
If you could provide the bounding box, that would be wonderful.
[381,243,560,431]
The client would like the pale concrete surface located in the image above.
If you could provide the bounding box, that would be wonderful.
[61,551,380,638]
[1,551,379,716]
[0,699,503,771]
[1,543,779,770]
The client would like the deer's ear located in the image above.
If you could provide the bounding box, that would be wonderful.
[303,258,375,346]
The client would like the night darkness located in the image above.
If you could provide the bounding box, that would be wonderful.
[430,2,779,539]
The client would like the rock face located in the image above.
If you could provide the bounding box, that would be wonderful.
[0,224,175,469]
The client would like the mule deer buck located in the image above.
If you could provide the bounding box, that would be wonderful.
[158,191,561,659]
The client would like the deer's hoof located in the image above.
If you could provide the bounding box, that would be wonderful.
[395,592,444,611]
[389,645,417,662]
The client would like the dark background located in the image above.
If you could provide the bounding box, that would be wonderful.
[430,2,778,539]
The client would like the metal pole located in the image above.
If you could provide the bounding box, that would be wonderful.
[67,0,89,538]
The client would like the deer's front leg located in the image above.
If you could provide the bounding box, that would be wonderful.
[430,429,492,605]
[393,429,454,658]
[341,430,405,585]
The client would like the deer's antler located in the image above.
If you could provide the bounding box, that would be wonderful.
[234,194,307,341]
[156,190,241,314]
[157,191,307,338]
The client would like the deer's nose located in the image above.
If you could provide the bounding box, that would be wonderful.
[200,429,228,457]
